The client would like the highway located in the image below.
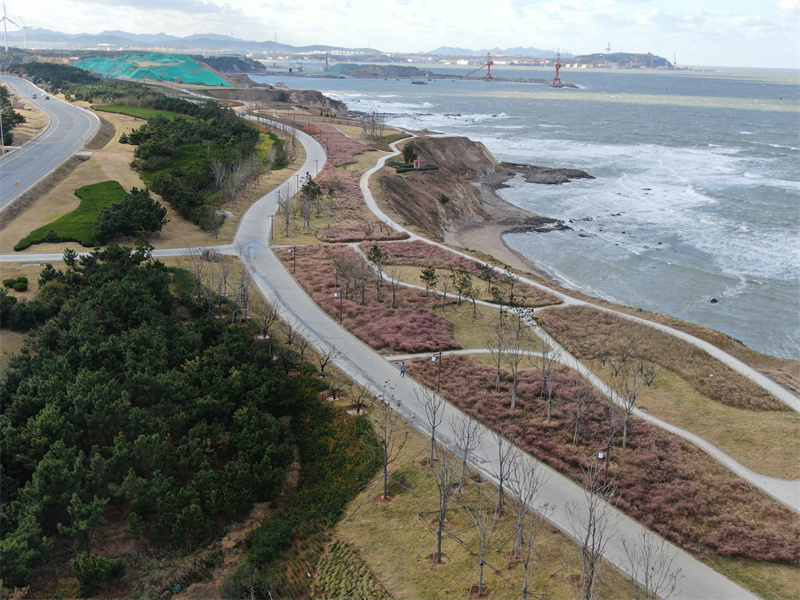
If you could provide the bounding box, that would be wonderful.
[0,75,100,210]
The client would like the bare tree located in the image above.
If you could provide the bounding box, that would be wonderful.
[440,275,450,314]
[315,344,342,377]
[429,444,459,564]
[537,347,560,422]
[505,329,529,412]
[571,373,594,447]
[446,506,512,598]
[418,388,446,470]
[349,381,371,415]
[295,335,311,362]
[566,459,617,600]
[487,324,509,393]
[622,529,683,600]
[505,453,550,598]
[371,394,409,501]
[348,392,412,520]
[491,431,513,516]
[452,413,486,494]
[386,267,403,309]
[614,359,647,450]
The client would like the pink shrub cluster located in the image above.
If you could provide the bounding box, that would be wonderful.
[408,354,800,567]
[275,244,460,353]
[310,127,408,243]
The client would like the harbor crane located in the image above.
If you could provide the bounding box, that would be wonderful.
[466,53,494,79]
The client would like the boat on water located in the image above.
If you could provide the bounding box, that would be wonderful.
[411,80,427,85]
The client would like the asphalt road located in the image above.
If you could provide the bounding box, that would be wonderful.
[0,75,99,210]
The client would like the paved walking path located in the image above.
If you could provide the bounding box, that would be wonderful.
[225,128,763,599]
[3,120,793,598]
[359,135,800,413]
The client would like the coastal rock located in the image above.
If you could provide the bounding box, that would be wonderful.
[502,162,595,185]
[378,136,569,241]
[205,87,347,115]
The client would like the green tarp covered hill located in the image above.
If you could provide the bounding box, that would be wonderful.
[74,52,232,87]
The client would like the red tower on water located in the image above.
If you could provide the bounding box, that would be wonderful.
[553,52,562,85]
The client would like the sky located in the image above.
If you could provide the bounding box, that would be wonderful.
[3,0,799,69]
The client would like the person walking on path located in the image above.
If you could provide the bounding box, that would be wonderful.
[400,362,406,377]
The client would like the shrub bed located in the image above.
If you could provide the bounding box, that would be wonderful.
[409,354,800,567]
[276,244,460,353]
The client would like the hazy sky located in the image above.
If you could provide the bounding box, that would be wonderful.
[4,0,799,69]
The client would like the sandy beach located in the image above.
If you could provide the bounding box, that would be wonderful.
[444,177,559,282]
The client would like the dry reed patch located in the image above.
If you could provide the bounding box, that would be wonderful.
[600,362,800,479]
[706,555,800,600]
[406,354,800,583]
[335,429,623,600]
[536,305,787,412]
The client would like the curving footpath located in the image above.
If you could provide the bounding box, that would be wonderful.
[228,128,762,599]
[1,120,791,599]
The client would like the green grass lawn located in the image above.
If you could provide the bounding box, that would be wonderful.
[14,181,126,251]
[92,105,191,120]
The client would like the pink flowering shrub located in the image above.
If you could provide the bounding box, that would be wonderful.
[275,244,459,353]
[408,354,800,566]
[310,126,408,244]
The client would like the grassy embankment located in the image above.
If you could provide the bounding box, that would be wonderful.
[92,105,195,120]
[13,180,126,250]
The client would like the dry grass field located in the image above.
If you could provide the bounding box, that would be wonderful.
[332,417,635,600]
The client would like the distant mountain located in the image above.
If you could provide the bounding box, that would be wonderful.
[427,46,573,59]
[2,28,376,55]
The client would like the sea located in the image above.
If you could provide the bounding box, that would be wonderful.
[250,66,800,361]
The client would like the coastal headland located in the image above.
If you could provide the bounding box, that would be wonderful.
[375,135,590,278]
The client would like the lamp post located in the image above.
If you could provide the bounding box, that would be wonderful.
[314,159,318,175]
[334,288,343,323]
[432,350,443,392]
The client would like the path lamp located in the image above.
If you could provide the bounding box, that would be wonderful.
[315,159,318,175]
[598,443,611,484]
[0,105,12,156]
[334,288,343,324]
[432,349,443,392]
